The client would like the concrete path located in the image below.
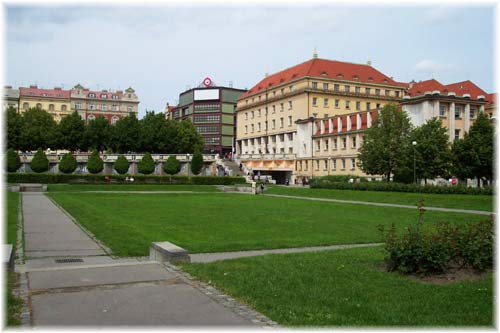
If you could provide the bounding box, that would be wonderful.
[20,193,269,327]
[264,193,494,216]
[190,242,383,263]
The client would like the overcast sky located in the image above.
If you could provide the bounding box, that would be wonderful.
[5,4,495,118]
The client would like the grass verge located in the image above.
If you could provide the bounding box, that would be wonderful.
[48,192,485,256]
[181,246,493,327]
[265,186,493,211]
[47,184,220,192]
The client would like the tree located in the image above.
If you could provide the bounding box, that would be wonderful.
[6,148,21,172]
[138,112,171,153]
[84,116,111,152]
[177,119,204,153]
[19,108,57,151]
[87,150,104,174]
[164,119,180,153]
[109,115,139,153]
[358,104,413,181]
[58,153,77,174]
[190,150,203,175]
[55,111,85,151]
[138,152,155,175]
[30,148,49,173]
[163,155,180,175]
[410,118,452,183]
[6,107,22,150]
[451,112,494,186]
[113,155,130,175]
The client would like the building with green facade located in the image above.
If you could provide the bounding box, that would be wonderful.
[170,81,246,155]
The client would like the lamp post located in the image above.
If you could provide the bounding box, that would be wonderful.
[187,154,191,177]
[412,141,417,185]
[328,157,331,176]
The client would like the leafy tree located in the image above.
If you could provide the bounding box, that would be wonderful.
[19,108,57,151]
[109,115,140,153]
[138,152,155,175]
[451,112,494,186]
[139,112,171,153]
[6,107,22,150]
[113,155,129,174]
[164,119,180,153]
[6,148,21,172]
[190,150,203,175]
[410,118,452,184]
[58,153,77,174]
[30,148,49,173]
[87,150,104,174]
[163,155,180,175]
[55,111,85,151]
[358,104,413,181]
[84,116,111,152]
[177,119,204,153]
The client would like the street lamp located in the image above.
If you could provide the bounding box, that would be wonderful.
[412,141,417,185]
[187,154,191,177]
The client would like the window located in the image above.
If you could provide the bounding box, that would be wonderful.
[288,100,293,109]
[245,112,248,120]
[356,101,361,111]
[257,123,261,132]
[196,126,220,134]
[334,84,340,92]
[112,95,118,100]
[273,91,276,97]
[272,119,276,129]
[272,105,276,113]
[395,91,400,98]
[280,103,284,112]
[42,93,48,97]
[324,139,329,151]
[366,88,371,94]
[332,159,337,170]
[315,160,320,170]
[101,104,107,111]
[281,88,285,95]
[345,85,350,93]
[49,104,55,111]
[280,117,284,128]
[89,93,95,98]
[75,102,81,110]
[355,86,361,93]
[251,111,254,119]
[324,160,328,170]
[288,116,292,126]
[265,121,268,130]
[101,94,107,99]
[87,114,96,122]
[36,103,42,109]
[345,101,350,109]
[22,102,29,110]
[324,98,329,107]
[323,83,329,90]
[470,107,477,119]
[245,125,248,134]
[341,159,346,170]
[288,133,293,140]
[342,137,347,149]
[366,102,371,110]
[194,114,220,123]
[111,116,119,125]
[351,158,356,170]
[333,138,338,150]
[316,140,320,152]
[258,109,261,117]
[61,105,67,111]
[376,103,381,109]
[385,90,390,96]
[352,136,357,148]
[312,97,317,106]
[439,105,446,117]
[375,89,381,96]
[335,99,340,108]
[127,106,133,112]
[455,105,462,119]
[454,129,461,141]
[258,96,262,101]
[251,124,254,133]
[312,82,318,89]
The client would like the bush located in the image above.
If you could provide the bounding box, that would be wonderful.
[58,153,77,174]
[114,156,129,175]
[138,152,155,175]
[30,148,49,173]
[163,155,180,175]
[190,150,203,175]
[6,149,21,172]
[87,150,104,174]
[380,217,494,275]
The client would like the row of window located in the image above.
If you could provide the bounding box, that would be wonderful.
[312,98,382,110]
[196,125,220,134]
[243,147,294,154]
[23,103,68,111]
[204,137,221,144]
[76,102,133,112]
[194,115,220,123]
[194,103,220,111]
[87,93,120,100]
[244,116,293,134]
[241,133,294,146]
[299,158,357,172]
[244,101,293,120]
[87,114,120,124]
[439,105,477,119]
[315,136,360,152]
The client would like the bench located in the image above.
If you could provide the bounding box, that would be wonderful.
[149,241,190,263]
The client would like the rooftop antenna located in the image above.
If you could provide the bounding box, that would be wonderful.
[313,47,318,59]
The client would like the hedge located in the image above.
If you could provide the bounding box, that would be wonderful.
[6,173,246,185]
[309,178,493,195]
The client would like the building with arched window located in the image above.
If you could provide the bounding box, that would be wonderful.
[18,86,71,122]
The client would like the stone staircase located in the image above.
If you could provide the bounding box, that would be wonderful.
[222,159,245,176]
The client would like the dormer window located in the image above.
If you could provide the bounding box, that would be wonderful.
[89,93,96,98]
[101,94,107,99]
[42,93,48,97]
[353,75,359,80]
[368,77,373,82]
[383,79,388,83]
[336,74,343,79]
[321,71,328,76]
[112,95,118,100]
[280,78,284,83]
[29,92,34,96]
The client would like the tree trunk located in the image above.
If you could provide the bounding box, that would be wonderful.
[386,173,391,182]
[477,176,481,188]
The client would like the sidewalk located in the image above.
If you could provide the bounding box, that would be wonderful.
[19,193,270,327]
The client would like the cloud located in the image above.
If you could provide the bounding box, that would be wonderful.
[414,59,455,73]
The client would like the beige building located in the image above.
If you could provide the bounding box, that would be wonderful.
[19,85,71,122]
[235,55,407,183]
[3,86,19,112]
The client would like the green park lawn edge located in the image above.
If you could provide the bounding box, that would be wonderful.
[265,186,494,212]
[181,246,493,327]
[47,184,220,192]
[47,192,486,257]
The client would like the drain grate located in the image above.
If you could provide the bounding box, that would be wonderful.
[55,258,84,264]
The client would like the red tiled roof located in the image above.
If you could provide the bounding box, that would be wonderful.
[239,58,407,99]
[86,90,122,100]
[486,93,496,108]
[407,79,447,97]
[19,86,70,99]
[444,80,487,99]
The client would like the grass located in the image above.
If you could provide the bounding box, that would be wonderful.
[48,192,486,256]
[181,246,493,327]
[47,184,220,192]
[265,186,494,212]
[6,192,19,247]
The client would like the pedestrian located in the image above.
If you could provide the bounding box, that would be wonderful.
[260,183,264,194]
[264,176,269,184]
[239,163,243,170]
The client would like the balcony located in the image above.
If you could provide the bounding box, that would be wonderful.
[239,153,296,161]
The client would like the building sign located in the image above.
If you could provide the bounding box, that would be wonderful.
[194,89,219,101]
[202,77,213,87]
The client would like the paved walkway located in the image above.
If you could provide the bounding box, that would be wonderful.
[264,194,493,215]
[19,193,271,327]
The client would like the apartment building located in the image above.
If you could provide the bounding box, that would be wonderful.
[3,86,19,112]
[19,86,71,122]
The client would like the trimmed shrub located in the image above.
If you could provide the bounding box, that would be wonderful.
[114,156,129,175]
[138,152,155,175]
[190,150,203,175]
[58,153,77,174]
[6,149,21,172]
[87,150,104,174]
[30,148,49,173]
[163,155,180,175]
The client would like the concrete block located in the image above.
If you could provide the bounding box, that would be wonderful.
[19,183,47,192]
[3,244,14,270]
[150,241,190,263]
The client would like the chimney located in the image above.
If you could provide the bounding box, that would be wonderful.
[313,47,318,59]
[54,87,61,90]
[367,60,372,66]
[264,73,269,77]
[30,85,37,89]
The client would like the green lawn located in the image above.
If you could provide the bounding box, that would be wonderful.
[266,186,494,211]
[181,246,493,327]
[5,191,22,326]
[47,184,220,192]
[6,192,19,247]
[48,192,486,256]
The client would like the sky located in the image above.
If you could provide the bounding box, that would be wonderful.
[4,3,496,119]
